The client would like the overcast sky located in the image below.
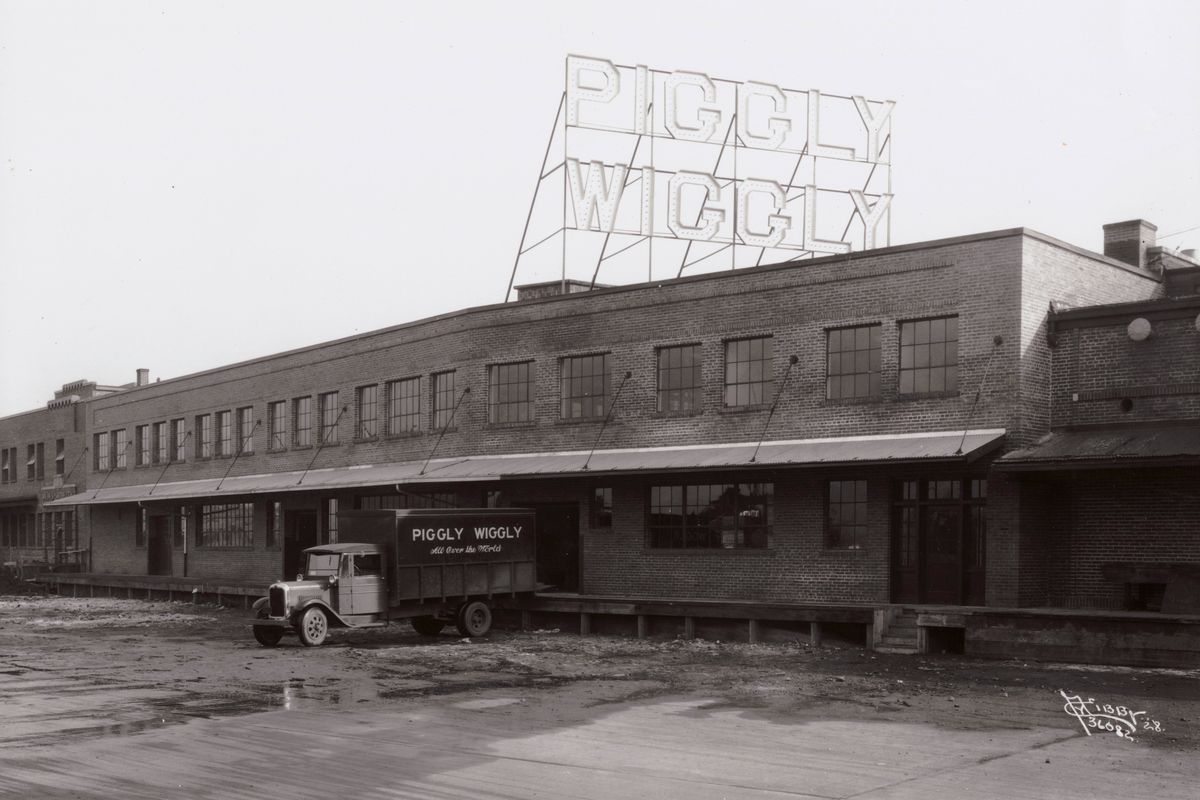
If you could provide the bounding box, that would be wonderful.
[2,0,1198,417]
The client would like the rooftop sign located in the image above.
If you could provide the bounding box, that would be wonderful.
[509,56,895,295]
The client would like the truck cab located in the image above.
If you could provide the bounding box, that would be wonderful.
[253,544,388,646]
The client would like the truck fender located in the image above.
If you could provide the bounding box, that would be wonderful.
[251,596,270,615]
[294,599,353,629]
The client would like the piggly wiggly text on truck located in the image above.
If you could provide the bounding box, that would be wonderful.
[251,508,537,646]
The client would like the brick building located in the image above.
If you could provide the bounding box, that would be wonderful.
[14,220,1197,620]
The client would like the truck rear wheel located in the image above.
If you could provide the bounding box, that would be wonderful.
[411,616,446,636]
[456,601,492,638]
[253,609,283,647]
[296,606,329,647]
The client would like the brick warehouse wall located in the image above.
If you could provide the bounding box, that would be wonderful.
[63,228,1169,599]
[1042,469,1200,609]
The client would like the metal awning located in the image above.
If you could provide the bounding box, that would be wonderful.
[997,424,1200,472]
[46,428,1005,507]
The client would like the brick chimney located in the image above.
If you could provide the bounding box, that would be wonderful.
[1102,219,1157,269]
[136,368,150,386]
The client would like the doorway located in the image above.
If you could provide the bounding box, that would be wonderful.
[283,510,319,579]
[147,516,172,576]
[521,502,580,593]
[890,478,985,605]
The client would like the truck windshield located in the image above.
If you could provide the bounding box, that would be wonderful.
[304,553,340,577]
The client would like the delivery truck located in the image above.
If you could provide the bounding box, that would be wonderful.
[251,508,537,647]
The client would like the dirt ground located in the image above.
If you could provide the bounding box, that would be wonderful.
[2,590,1197,757]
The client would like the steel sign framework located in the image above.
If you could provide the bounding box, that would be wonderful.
[507,56,895,300]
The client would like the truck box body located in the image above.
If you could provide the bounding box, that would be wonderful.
[338,509,537,604]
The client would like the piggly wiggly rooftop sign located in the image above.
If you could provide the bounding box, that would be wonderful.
[510,56,896,292]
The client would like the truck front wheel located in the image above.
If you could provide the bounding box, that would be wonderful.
[411,616,446,636]
[253,609,284,647]
[456,601,492,638]
[296,607,329,647]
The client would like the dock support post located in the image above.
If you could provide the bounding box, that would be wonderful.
[72,583,77,598]
[244,595,249,610]
[748,619,759,644]
[126,586,132,599]
[636,615,647,639]
[147,586,152,601]
[580,612,591,636]
[216,590,222,607]
[864,623,874,651]
[810,622,823,647]
[683,617,695,640]
[90,584,95,598]
[520,611,531,631]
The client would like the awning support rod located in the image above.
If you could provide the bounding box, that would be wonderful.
[955,336,1003,455]
[420,387,471,476]
[297,405,350,486]
[750,355,799,463]
[91,441,133,499]
[582,371,633,471]
[216,422,260,491]
[148,430,192,496]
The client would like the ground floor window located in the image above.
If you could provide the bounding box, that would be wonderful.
[647,482,772,549]
[355,492,456,510]
[826,479,868,550]
[197,503,254,548]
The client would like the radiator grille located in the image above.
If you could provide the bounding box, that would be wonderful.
[269,585,286,617]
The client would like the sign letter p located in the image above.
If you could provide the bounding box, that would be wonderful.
[567,56,619,126]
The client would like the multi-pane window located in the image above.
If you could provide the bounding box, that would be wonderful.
[215,411,232,457]
[318,392,339,444]
[355,492,456,510]
[387,378,421,435]
[112,430,127,469]
[237,407,254,454]
[560,354,608,419]
[136,508,147,548]
[135,425,150,467]
[647,482,772,549]
[95,432,110,471]
[827,479,868,549]
[899,316,959,394]
[657,345,702,413]
[171,419,186,462]
[356,385,379,439]
[1,448,11,483]
[489,362,533,423]
[432,372,457,430]
[153,421,168,465]
[896,480,919,568]
[591,487,613,528]
[196,503,254,548]
[268,401,287,450]
[26,444,36,481]
[724,337,774,407]
[293,397,312,447]
[968,479,987,569]
[55,439,65,477]
[196,414,213,459]
[323,498,339,544]
[827,325,881,399]
[35,442,44,480]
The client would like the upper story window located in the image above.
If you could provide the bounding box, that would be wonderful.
[135,425,150,467]
[827,325,881,399]
[236,407,254,454]
[657,344,702,413]
[215,411,232,457]
[293,397,312,447]
[560,354,608,419]
[724,337,774,407]
[318,392,339,444]
[94,433,110,471]
[826,479,867,550]
[432,372,456,430]
[387,377,421,435]
[54,439,65,477]
[1,447,13,483]
[268,401,287,450]
[648,482,772,549]
[356,385,379,439]
[153,421,168,465]
[112,429,127,470]
[25,444,37,481]
[170,419,186,462]
[489,362,533,423]
[899,316,958,395]
[195,414,213,459]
